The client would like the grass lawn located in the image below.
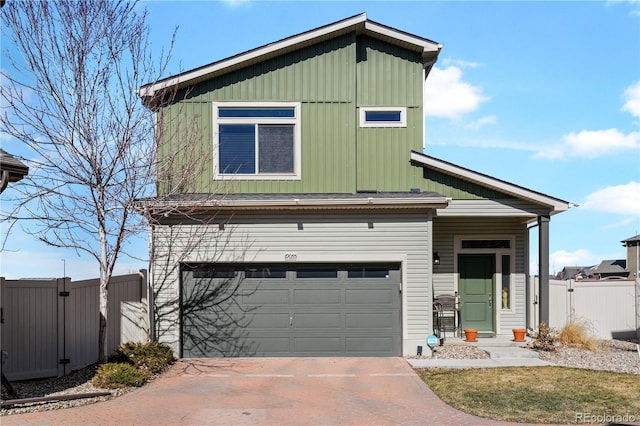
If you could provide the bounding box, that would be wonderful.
[417,366,640,424]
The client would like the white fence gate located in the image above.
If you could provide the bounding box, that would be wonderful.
[1,271,149,381]
[528,277,639,340]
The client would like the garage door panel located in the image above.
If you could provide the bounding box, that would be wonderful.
[345,289,395,305]
[345,312,396,329]
[346,337,396,355]
[250,337,290,355]
[294,313,341,329]
[294,337,342,354]
[293,289,341,304]
[242,289,290,305]
[245,313,291,328]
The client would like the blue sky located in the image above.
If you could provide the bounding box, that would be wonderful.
[1,0,639,279]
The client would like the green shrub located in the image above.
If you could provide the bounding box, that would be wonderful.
[531,322,557,351]
[92,362,148,388]
[117,341,175,375]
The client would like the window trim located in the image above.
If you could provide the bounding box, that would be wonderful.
[359,106,407,128]
[213,101,302,180]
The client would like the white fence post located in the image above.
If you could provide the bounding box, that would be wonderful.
[636,279,640,341]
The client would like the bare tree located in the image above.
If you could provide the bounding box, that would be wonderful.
[142,211,259,357]
[0,0,179,362]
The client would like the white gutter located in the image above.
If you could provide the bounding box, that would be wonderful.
[138,196,450,212]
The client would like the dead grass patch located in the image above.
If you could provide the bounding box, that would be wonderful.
[417,366,640,424]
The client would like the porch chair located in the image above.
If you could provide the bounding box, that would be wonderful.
[433,293,463,341]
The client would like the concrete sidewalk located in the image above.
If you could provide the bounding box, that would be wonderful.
[408,340,552,369]
[408,357,552,368]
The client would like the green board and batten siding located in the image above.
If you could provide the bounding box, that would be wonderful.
[355,36,425,192]
[157,33,428,195]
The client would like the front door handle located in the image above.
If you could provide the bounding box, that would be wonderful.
[488,298,492,308]
[290,316,293,326]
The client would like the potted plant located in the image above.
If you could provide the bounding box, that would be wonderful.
[512,328,526,342]
[464,328,478,342]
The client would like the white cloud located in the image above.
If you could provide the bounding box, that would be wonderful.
[622,81,640,118]
[424,66,489,119]
[441,58,481,69]
[221,0,251,8]
[464,115,497,130]
[531,248,624,275]
[606,0,640,16]
[579,181,640,216]
[534,128,640,159]
[551,249,601,269]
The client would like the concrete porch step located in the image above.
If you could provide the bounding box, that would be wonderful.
[480,346,540,359]
[442,336,531,348]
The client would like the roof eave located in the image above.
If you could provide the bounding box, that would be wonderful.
[410,151,572,215]
[136,196,449,214]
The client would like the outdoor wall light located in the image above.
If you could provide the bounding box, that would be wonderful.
[433,252,440,265]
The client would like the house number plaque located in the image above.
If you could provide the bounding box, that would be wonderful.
[284,253,298,261]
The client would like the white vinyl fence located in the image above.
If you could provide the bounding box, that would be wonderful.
[528,277,640,340]
[1,271,149,381]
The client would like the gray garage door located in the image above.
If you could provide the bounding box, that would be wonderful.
[181,263,401,357]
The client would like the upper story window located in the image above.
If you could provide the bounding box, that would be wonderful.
[213,102,301,180]
[359,107,406,128]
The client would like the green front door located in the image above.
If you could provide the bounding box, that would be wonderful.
[458,254,495,333]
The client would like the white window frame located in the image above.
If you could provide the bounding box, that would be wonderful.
[359,106,407,128]
[213,101,302,180]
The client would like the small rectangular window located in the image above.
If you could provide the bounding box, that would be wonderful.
[219,108,295,118]
[192,267,235,279]
[347,267,390,279]
[365,111,401,122]
[296,267,338,279]
[244,267,287,279]
[461,240,511,249]
[359,107,406,128]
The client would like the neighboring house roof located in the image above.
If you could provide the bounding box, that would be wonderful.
[409,151,572,216]
[556,266,588,280]
[621,235,640,246]
[587,259,628,276]
[138,191,449,213]
[139,13,442,99]
[0,149,29,193]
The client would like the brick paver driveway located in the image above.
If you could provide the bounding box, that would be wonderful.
[3,357,511,425]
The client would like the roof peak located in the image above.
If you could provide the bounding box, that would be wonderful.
[139,13,441,100]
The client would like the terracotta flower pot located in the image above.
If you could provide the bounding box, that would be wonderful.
[512,328,526,342]
[464,328,478,342]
